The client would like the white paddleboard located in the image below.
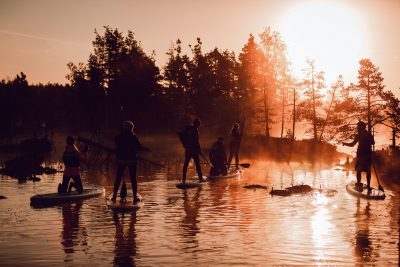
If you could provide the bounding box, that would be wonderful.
[346,183,385,200]
[175,182,203,189]
[30,186,105,205]
[207,169,241,180]
[176,175,207,189]
[106,193,144,211]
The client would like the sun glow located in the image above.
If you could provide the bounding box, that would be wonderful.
[278,0,367,85]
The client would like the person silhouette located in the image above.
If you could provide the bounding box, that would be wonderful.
[58,136,87,194]
[343,121,375,191]
[113,121,146,203]
[227,123,242,169]
[179,118,204,183]
[209,137,227,176]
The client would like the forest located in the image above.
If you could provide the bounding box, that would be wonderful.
[0,26,399,148]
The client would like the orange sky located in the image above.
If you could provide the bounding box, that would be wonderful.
[0,0,399,97]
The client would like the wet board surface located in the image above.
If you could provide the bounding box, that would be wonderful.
[207,169,242,180]
[346,183,385,200]
[175,182,203,189]
[30,186,105,205]
[106,193,144,211]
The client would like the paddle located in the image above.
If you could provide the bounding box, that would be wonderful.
[371,158,384,192]
[200,162,251,168]
[76,137,166,168]
[200,152,214,168]
[230,163,251,168]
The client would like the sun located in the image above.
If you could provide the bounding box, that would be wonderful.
[277,0,367,85]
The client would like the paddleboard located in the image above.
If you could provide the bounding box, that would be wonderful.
[106,193,144,211]
[207,169,241,180]
[175,182,203,189]
[30,186,105,205]
[346,183,385,200]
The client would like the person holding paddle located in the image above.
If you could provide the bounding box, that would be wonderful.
[58,136,87,194]
[228,121,243,169]
[343,121,375,192]
[178,118,204,183]
[112,121,146,203]
[209,137,228,176]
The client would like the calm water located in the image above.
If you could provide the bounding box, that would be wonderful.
[0,160,399,266]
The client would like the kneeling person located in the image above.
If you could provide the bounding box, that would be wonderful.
[209,137,228,176]
[58,136,87,194]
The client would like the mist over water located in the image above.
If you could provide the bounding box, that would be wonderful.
[0,159,398,266]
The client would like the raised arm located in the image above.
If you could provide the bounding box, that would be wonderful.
[342,135,358,147]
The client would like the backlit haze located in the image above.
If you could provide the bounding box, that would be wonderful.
[1,0,399,97]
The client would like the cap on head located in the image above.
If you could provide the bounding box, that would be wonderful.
[233,123,239,129]
[357,121,366,130]
[66,136,75,146]
[193,118,201,127]
[123,121,134,131]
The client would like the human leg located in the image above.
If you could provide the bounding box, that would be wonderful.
[366,171,371,190]
[356,171,361,184]
[192,153,203,182]
[128,162,138,200]
[234,149,239,168]
[71,175,83,193]
[113,164,126,199]
[58,175,71,193]
[182,151,191,183]
[228,149,234,166]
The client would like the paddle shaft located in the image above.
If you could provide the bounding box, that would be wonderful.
[76,137,165,168]
[371,157,384,192]
[200,162,250,168]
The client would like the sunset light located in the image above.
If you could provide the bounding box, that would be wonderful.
[0,0,399,266]
[278,0,367,83]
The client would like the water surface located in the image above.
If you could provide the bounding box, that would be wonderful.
[0,161,399,266]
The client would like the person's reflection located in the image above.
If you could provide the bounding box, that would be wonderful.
[354,198,372,263]
[113,212,137,267]
[180,188,201,250]
[61,201,85,256]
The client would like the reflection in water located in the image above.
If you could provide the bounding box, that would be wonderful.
[113,212,137,267]
[180,188,201,250]
[0,161,399,266]
[354,198,372,263]
[311,194,331,263]
[61,202,87,261]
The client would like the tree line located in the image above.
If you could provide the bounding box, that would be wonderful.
[1,26,399,145]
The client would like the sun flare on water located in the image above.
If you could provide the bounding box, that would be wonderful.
[278,0,368,86]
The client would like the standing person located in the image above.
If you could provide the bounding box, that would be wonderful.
[178,118,204,183]
[112,121,145,203]
[228,123,242,169]
[343,121,375,191]
[58,136,87,194]
[209,137,228,176]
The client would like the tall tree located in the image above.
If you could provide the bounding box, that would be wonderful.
[356,58,385,132]
[319,75,344,141]
[163,39,192,124]
[298,59,326,141]
[238,34,264,135]
[259,27,290,139]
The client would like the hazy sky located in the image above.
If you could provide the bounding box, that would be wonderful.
[0,0,399,96]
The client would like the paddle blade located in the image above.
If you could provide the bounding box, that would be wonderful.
[239,163,250,168]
